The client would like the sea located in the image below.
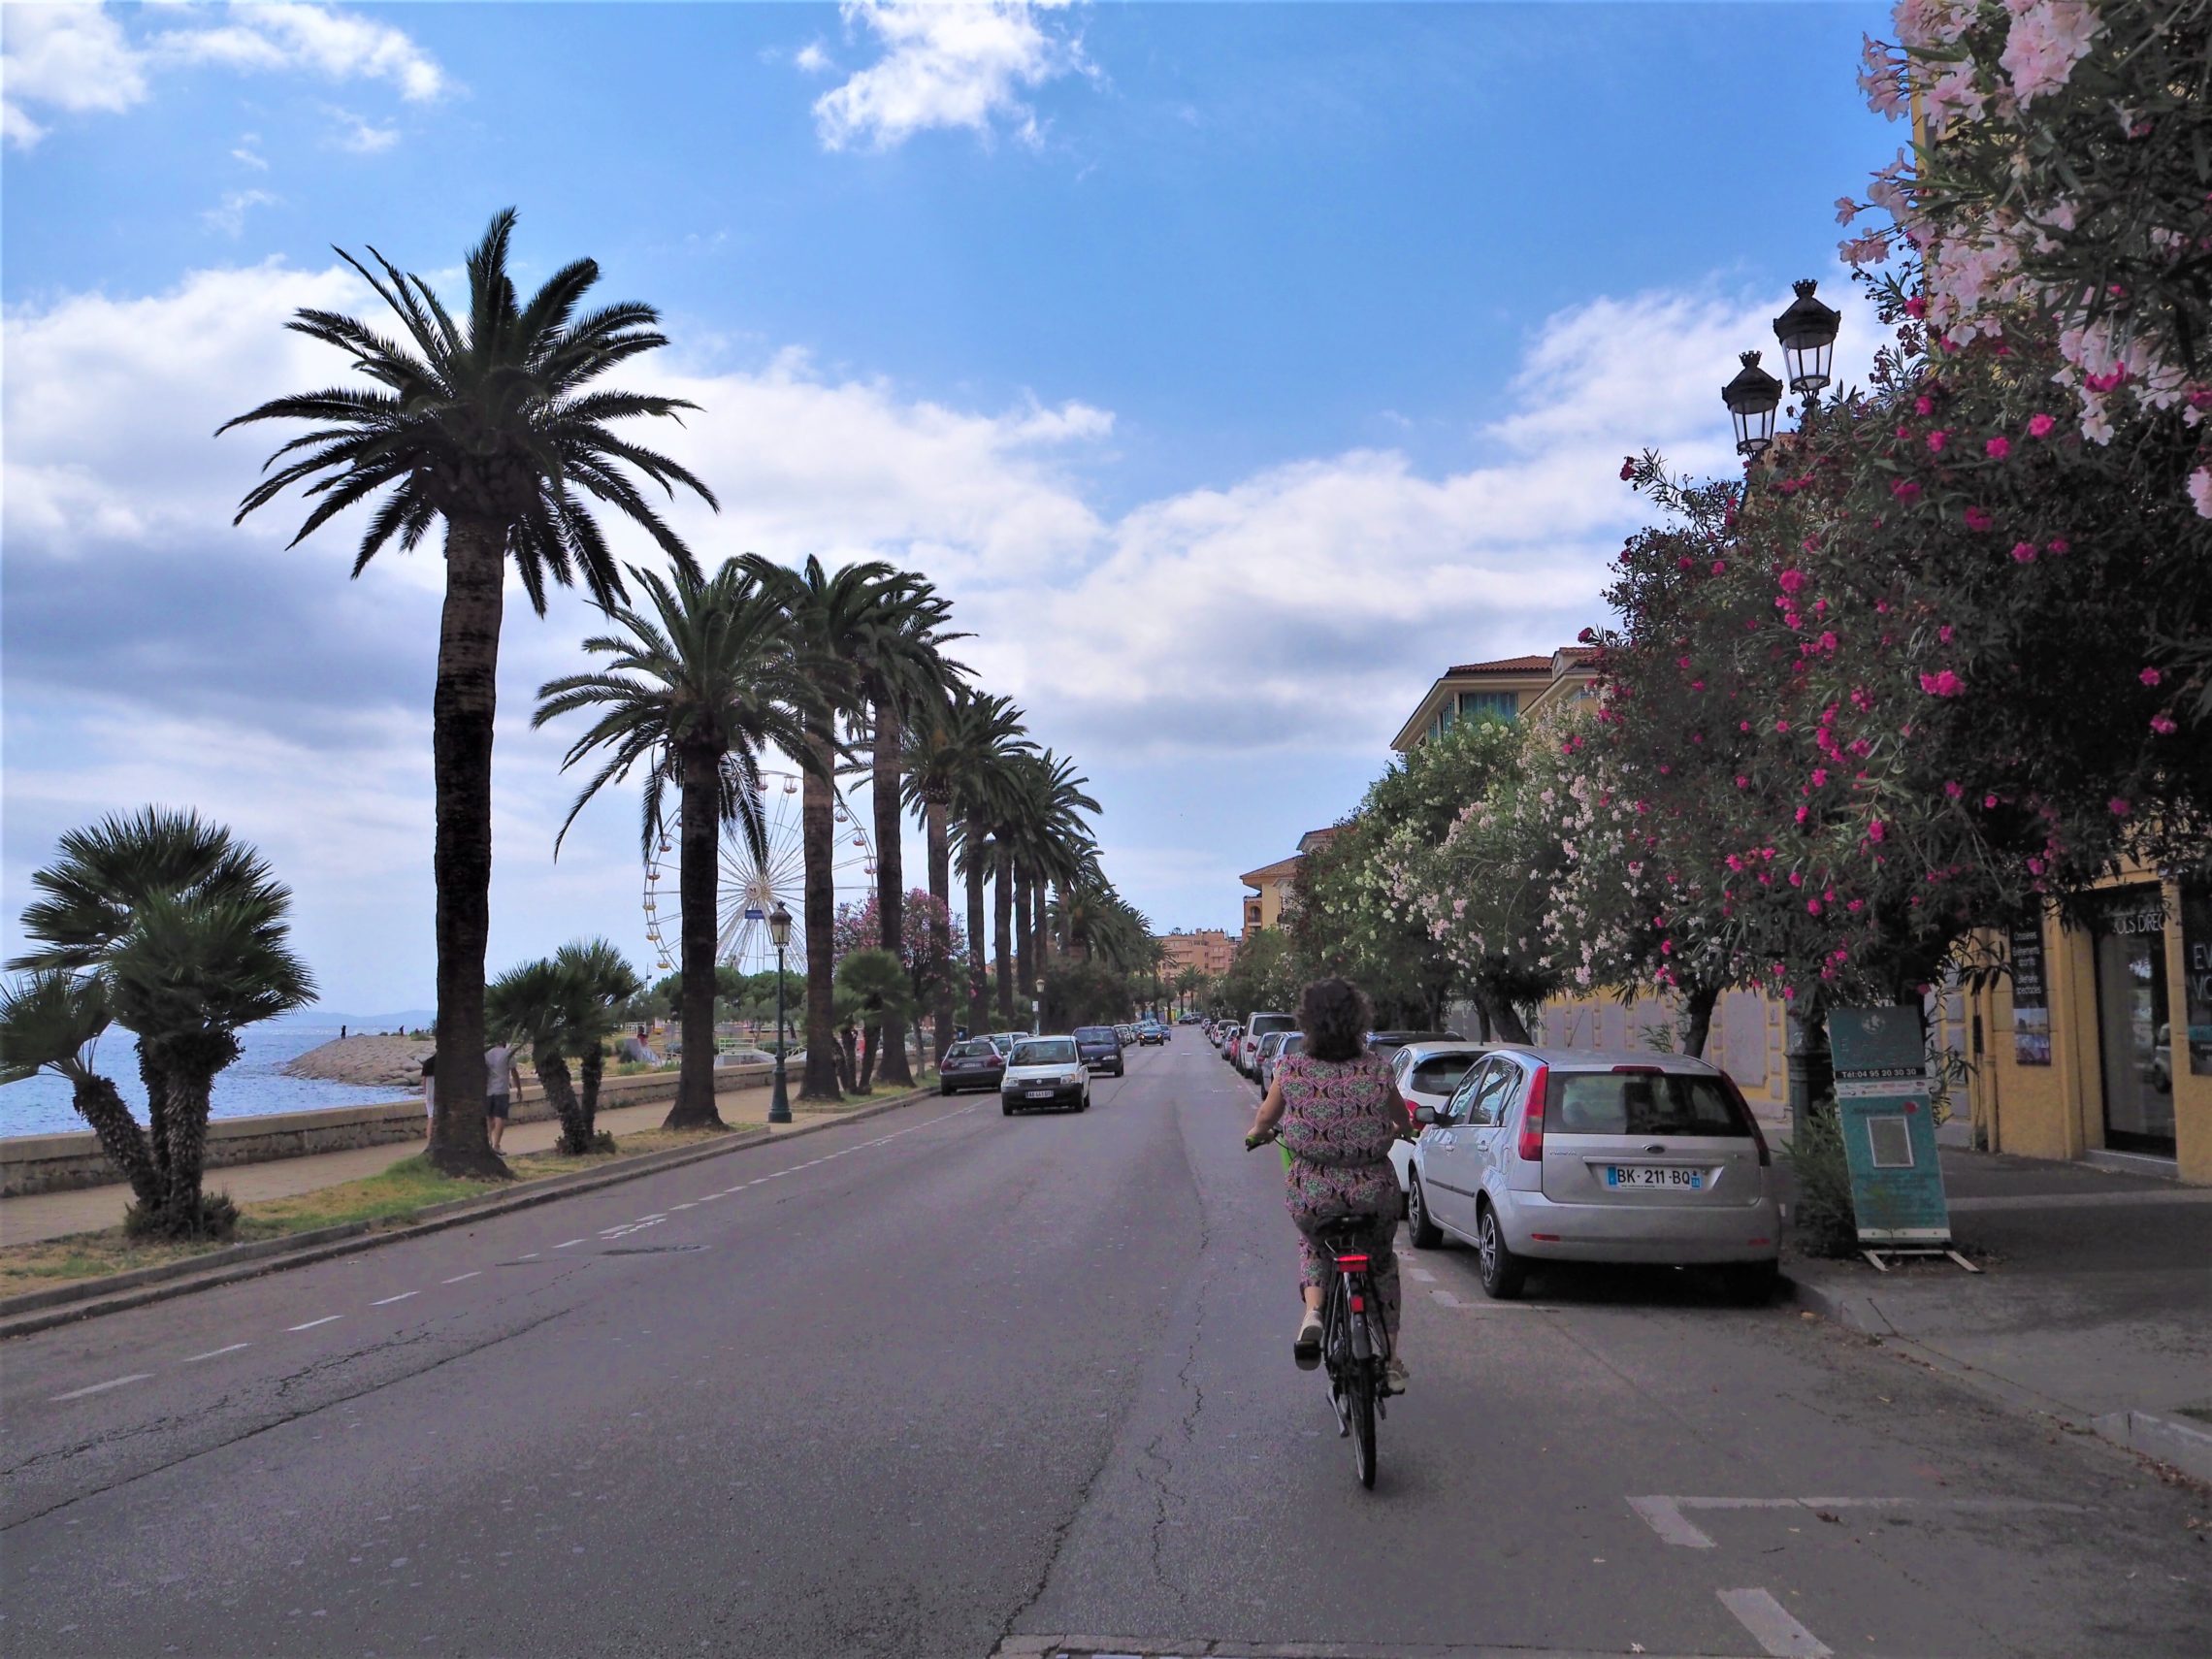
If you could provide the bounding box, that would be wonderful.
[0,1010,437,1141]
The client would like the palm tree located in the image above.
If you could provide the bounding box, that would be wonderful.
[739,553,923,1102]
[902,687,1023,1059]
[557,937,642,1139]
[0,971,158,1210]
[851,575,967,1088]
[947,713,1033,1037]
[534,564,811,1129]
[833,947,916,1093]
[220,209,714,1179]
[1005,749,1099,1015]
[487,958,588,1153]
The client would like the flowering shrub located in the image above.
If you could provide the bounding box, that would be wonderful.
[1843,0,2212,515]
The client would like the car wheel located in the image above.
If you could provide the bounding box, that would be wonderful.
[1001,1100,1015,1116]
[1407,1172,1444,1250]
[1476,1201,1527,1300]
[1722,1260,1779,1306]
[940,1082,953,1095]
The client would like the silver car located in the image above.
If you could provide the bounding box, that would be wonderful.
[1384,1040,1490,1199]
[1257,1030,1304,1092]
[1404,1047,1780,1303]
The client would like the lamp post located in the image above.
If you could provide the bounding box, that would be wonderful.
[1722,279,1844,1130]
[768,902,793,1124]
[1033,976,1046,1034]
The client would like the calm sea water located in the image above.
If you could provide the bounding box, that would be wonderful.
[0,1013,428,1141]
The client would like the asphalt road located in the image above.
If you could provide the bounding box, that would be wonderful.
[3,1039,2204,1658]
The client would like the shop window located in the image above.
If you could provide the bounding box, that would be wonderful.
[2092,889,2176,1156]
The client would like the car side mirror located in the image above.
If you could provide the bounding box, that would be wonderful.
[1413,1106,1440,1126]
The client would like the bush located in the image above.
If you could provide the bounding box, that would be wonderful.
[1784,1099,1858,1258]
[123,1189,241,1242]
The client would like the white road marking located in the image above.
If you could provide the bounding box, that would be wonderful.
[49,1373,151,1402]
[183,1343,251,1364]
[669,1202,695,1211]
[1629,1495,1715,1548]
[1428,1288,1554,1312]
[553,1239,585,1249]
[287,1316,342,1332]
[442,1271,481,1285]
[1717,1587,1833,1657]
[1630,1494,2088,1549]
[370,1291,418,1306]
[1408,1266,1438,1283]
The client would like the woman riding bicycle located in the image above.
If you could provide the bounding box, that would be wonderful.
[1245,976,1413,1391]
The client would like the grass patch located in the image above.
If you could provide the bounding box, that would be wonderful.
[0,1126,747,1299]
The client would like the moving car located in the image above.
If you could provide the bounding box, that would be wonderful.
[1403,1048,1779,1302]
[1368,1029,1463,1060]
[1136,1021,1166,1046]
[1238,1011,1295,1077]
[1000,1035,1092,1115]
[938,1038,1007,1096]
[1073,1024,1125,1077]
[1258,1030,1304,1092]
[1383,1040,1490,1199]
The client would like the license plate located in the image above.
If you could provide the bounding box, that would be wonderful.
[1026,1089,1055,1099]
[1606,1165,1702,1188]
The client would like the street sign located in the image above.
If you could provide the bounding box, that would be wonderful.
[1827,1006,1952,1248]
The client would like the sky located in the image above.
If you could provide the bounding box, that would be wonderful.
[2,0,1903,1013]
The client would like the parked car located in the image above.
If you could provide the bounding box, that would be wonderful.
[1115,1023,1137,1046]
[1383,1040,1490,1199]
[1216,1022,1242,1060]
[1136,1021,1166,1046]
[1403,1048,1779,1302]
[1258,1030,1304,1091]
[1239,1011,1294,1077]
[938,1038,1007,1095]
[1000,1035,1091,1115]
[1368,1028,1463,1060]
[1073,1024,1125,1077]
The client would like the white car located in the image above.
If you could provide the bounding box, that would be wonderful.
[1404,1047,1781,1303]
[1000,1035,1091,1116]
[1239,1011,1294,1077]
[1384,1040,1490,1199]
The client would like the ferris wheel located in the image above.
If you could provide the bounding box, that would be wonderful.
[641,764,877,978]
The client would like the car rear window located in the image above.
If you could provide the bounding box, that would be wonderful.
[1247,1014,1293,1037]
[1408,1055,1475,1095]
[1278,1034,1304,1057]
[1013,1039,1077,1065]
[1548,1070,1749,1137]
[949,1041,997,1058]
[1073,1026,1117,1041]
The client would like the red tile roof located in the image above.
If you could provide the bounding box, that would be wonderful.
[1443,654,1552,675]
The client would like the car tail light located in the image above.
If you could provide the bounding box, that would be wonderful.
[1517,1063,1549,1161]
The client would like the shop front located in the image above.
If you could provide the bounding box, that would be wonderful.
[2090,887,2176,1157]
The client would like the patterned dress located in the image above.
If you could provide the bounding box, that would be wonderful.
[1275,1050,1404,1344]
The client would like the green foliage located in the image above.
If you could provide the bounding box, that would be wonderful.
[1784,1101,1859,1259]
[1043,959,1135,1028]
[835,948,917,1025]
[1215,927,1299,1021]
[124,1188,239,1242]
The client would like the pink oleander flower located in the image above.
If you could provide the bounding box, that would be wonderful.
[1811,767,1829,787]
[2011,541,2038,563]
[1938,624,1954,643]
[1964,505,1995,532]
[2190,467,2212,520]
[1795,806,1809,824]
[2028,412,2056,438]
[1892,479,1922,502]
[1927,430,1949,453]
[2047,537,2070,554]
[2001,2,2102,107]
[1735,775,1749,789]
[1986,436,2010,459]
[1984,794,1999,808]
[1806,899,1822,915]
[1914,395,1934,416]
[2110,797,2132,817]
[1774,719,1791,732]
[1777,568,1806,594]
[1944,780,1964,797]
[1903,296,1927,319]
[2152,713,2179,735]
[1919,669,1965,697]
[1867,819,1886,843]
[1710,559,1726,575]
[2141,667,2163,686]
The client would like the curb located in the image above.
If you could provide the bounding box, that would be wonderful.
[1780,1265,2212,1488]
[0,1085,936,1342]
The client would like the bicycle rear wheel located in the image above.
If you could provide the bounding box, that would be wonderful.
[1348,1362,1377,1488]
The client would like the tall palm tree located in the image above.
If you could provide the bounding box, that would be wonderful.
[901,686,1021,1059]
[220,209,714,1179]
[739,553,899,1101]
[9,808,312,1234]
[851,575,967,1087]
[1005,748,1098,1009]
[533,564,811,1128]
[946,707,1033,1036]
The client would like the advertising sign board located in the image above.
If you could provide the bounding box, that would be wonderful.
[1827,1007,1952,1247]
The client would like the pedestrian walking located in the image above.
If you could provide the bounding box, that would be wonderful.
[485,1042,521,1152]
[420,1055,437,1142]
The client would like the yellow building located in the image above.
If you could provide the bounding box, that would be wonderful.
[1158,928,1237,978]
[1239,829,1342,939]
[1390,648,1599,754]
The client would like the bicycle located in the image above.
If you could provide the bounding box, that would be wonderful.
[1247,1130,1395,1490]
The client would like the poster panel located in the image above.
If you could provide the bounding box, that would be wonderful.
[1827,1007,1952,1245]
[2009,921,2051,1066]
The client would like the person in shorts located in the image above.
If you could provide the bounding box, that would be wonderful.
[485,1043,521,1151]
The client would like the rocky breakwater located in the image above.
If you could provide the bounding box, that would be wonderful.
[283,1033,436,1090]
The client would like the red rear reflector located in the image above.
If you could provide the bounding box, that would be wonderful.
[1518,1064,1549,1160]
[1336,1253,1370,1270]
[1530,1233,1562,1242]
[1350,1294,1366,1312]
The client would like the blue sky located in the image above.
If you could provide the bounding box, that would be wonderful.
[3,1,1900,1011]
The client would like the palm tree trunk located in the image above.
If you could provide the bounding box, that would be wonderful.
[151,1029,241,1236]
[1014,866,1034,1026]
[927,796,954,1060]
[579,1042,605,1141]
[872,705,914,1087]
[861,1021,881,1091]
[536,1053,588,1155]
[667,745,727,1129]
[1029,881,1048,991]
[138,1046,173,1190]
[428,515,510,1180]
[71,1072,160,1209]
[964,815,989,1036]
[800,727,844,1099]
[994,843,1016,1028]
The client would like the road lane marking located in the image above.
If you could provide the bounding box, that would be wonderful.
[1717,1587,1833,1657]
[1407,1266,1438,1283]
[49,1373,151,1402]
[288,1316,342,1332]
[669,1202,696,1210]
[553,1239,586,1249]
[516,1252,540,1259]
[1630,1494,2088,1548]
[370,1291,418,1306]
[1428,1288,1554,1312]
[183,1343,251,1364]
[442,1271,481,1284]
[1629,1495,1715,1548]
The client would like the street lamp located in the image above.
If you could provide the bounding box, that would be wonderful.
[767,901,793,1124]
[1773,277,1841,394]
[1033,976,1046,1034]
[1721,350,1783,459]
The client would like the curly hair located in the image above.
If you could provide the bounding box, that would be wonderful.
[1296,976,1371,1063]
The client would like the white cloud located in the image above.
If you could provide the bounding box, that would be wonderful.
[201,185,278,236]
[811,0,1090,152]
[2,2,446,149]
[325,105,398,152]
[794,41,832,75]
[2,257,1889,998]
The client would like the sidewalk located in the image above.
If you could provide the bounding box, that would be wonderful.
[1785,1144,2212,1480]
[0,1081,894,1249]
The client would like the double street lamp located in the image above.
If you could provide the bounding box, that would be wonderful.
[1721,277,1843,460]
[767,901,793,1124]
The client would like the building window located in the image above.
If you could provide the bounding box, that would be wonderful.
[1457,690,1517,725]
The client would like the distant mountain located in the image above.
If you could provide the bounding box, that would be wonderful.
[275,1006,439,1032]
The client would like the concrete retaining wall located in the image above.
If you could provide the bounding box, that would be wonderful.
[0,1063,772,1197]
